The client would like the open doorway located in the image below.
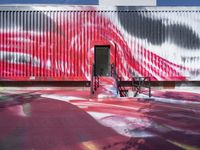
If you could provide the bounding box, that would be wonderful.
[94,45,110,76]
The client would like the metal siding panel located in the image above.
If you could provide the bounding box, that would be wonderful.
[4,11,7,78]
[47,11,51,78]
[122,10,126,77]
[7,11,10,78]
[0,12,1,78]
[21,11,24,78]
[37,11,40,77]
[76,10,78,77]
[117,11,121,76]
[30,11,33,78]
[40,11,43,77]
[68,11,71,77]
[115,11,119,75]
[94,11,96,41]
[2,12,5,78]
[82,11,84,78]
[0,8,200,81]
[158,11,163,77]
[57,11,59,78]
[75,11,77,77]
[69,11,74,76]
[52,11,55,78]
[21,11,23,78]
[85,11,88,77]
[128,11,132,79]
[100,11,102,41]
[70,11,73,77]
[23,11,26,78]
[128,11,132,78]
[62,11,65,78]
[63,11,65,77]
[86,11,89,77]
[80,11,82,78]
[88,11,91,76]
[44,11,47,78]
[28,11,30,78]
[57,11,60,78]
[25,11,29,78]
[14,11,16,78]
[136,11,140,76]
[43,11,47,78]
[65,11,68,77]
[58,11,61,78]
[73,11,75,77]
[61,11,64,77]
[97,11,100,40]
[50,11,53,78]
[71,11,73,77]
[150,11,156,78]
[14,11,17,78]
[90,10,93,43]
[69,11,72,77]
[19,11,24,78]
[33,11,36,77]
[55,11,60,79]
[79,11,81,79]
[3,11,5,78]
[77,11,79,77]
[54,11,57,78]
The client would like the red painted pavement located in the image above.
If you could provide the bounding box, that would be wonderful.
[0,88,200,150]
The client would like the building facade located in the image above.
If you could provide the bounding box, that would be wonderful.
[0,6,200,81]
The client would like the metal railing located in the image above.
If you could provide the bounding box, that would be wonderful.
[90,64,99,95]
[111,64,128,97]
[91,63,130,97]
[111,63,119,95]
[118,76,128,97]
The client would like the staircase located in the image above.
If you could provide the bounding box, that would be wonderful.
[91,64,128,98]
[91,76,118,98]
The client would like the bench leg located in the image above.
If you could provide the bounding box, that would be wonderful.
[134,86,140,97]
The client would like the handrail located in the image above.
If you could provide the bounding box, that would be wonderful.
[118,76,128,97]
[91,63,99,95]
[91,63,128,97]
[111,64,128,97]
[111,63,119,95]
[90,64,94,94]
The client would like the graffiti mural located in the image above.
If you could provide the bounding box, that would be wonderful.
[0,6,200,81]
[0,87,200,149]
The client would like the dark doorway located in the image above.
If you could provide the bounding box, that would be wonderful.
[94,46,110,76]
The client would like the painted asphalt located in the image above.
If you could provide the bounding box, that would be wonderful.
[0,87,200,150]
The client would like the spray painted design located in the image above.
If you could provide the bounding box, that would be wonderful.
[1,87,200,149]
[0,6,200,81]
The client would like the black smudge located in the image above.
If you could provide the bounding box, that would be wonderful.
[117,6,200,49]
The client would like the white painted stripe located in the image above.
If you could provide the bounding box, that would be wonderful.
[99,0,156,6]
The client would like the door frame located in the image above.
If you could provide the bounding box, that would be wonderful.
[94,45,111,76]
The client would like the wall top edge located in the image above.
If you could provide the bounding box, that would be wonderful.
[0,5,200,11]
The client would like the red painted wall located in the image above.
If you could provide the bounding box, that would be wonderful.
[0,6,199,81]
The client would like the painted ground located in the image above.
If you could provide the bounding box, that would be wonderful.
[0,86,200,150]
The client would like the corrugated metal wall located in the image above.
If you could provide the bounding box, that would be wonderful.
[0,6,200,81]
[0,10,90,80]
[115,8,200,81]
